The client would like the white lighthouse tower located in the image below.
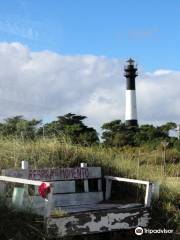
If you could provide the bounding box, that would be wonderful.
[124,58,138,126]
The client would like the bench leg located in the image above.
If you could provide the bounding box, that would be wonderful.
[105,179,112,200]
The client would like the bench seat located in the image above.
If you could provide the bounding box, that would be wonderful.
[56,203,143,214]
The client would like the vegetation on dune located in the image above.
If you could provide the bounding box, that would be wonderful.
[102,120,177,147]
[0,113,99,146]
[0,114,179,239]
[0,114,178,149]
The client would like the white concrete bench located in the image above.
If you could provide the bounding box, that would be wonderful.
[0,162,153,237]
[0,163,103,215]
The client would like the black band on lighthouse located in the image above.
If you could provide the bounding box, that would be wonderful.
[124,61,137,90]
[125,119,138,126]
[126,78,135,90]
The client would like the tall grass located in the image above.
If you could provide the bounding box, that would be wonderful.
[0,137,179,180]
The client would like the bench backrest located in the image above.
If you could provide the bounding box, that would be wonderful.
[2,167,103,207]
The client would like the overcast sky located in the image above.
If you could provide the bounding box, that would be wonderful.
[0,1,180,132]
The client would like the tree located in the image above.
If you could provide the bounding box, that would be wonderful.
[101,120,138,147]
[134,123,177,147]
[159,122,177,135]
[38,113,99,145]
[0,116,41,139]
[134,124,164,145]
[101,120,177,147]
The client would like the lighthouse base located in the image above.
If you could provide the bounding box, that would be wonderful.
[125,119,138,127]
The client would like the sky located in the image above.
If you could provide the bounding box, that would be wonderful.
[0,0,180,132]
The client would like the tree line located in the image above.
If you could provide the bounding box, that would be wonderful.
[0,113,179,148]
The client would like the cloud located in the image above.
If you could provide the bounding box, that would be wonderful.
[137,70,180,124]
[0,42,179,132]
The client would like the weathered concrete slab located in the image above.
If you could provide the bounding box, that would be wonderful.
[47,206,150,237]
[1,169,28,179]
[60,203,142,213]
[28,167,101,181]
[32,181,76,195]
[31,191,103,207]
[54,192,103,206]
[52,181,76,194]
[2,167,101,181]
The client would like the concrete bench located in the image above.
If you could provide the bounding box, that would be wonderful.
[0,162,152,237]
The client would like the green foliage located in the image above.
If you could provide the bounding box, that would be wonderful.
[101,120,138,146]
[0,116,41,140]
[159,122,177,134]
[102,120,177,148]
[0,114,99,146]
[38,113,99,145]
[0,115,177,149]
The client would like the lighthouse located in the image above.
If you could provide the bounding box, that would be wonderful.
[124,58,138,126]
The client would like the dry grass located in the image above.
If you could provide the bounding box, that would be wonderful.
[0,137,179,181]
